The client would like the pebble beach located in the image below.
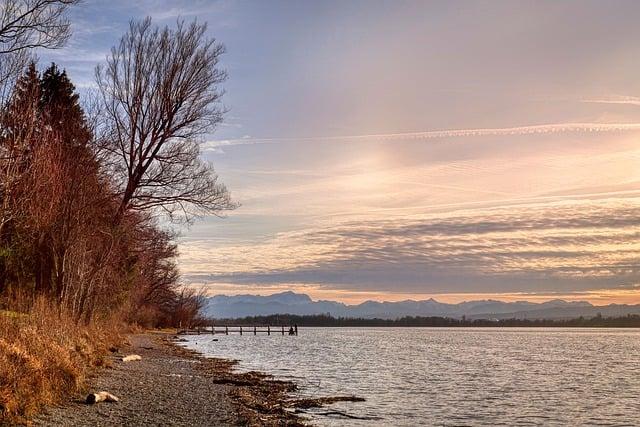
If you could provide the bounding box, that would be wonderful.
[32,334,306,426]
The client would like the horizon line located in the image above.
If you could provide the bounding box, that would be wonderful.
[201,289,640,307]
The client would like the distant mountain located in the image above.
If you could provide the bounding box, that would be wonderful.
[202,291,640,320]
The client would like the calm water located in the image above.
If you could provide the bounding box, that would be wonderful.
[180,328,640,426]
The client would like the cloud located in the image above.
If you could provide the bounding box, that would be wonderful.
[203,122,640,150]
[582,96,640,107]
[52,0,640,303]
[180,197,640,295]
[202,126,640,230]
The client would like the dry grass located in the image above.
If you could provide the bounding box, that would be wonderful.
[0,295,125,424]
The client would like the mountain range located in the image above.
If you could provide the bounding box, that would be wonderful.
[202,291,640,320]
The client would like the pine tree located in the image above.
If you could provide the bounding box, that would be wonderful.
[0,62,41,293]
[39,63,92,148]
[0,61,98,296]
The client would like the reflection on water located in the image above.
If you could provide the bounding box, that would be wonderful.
[181,328,640,426]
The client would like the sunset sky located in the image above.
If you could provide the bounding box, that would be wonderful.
[39,0,640,305]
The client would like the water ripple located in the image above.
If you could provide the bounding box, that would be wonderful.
[181,328,640,426]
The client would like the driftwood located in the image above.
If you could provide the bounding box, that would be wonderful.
[306,410,373,420]
[167,336,364,426]
[122,354,142,362]
[288,395,365,409]
[212,368,365,423]
[86,391,119,404]
[290,396,375,421]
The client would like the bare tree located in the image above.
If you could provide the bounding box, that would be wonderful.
[123,224,180,327]
[170,285,206,329]
[0,0,78,54]
[95,17,236,223]
[0,0,79,104]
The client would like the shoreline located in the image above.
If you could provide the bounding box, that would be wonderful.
[32,333,307,426]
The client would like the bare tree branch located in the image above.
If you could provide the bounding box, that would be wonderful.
[0,0,79,104]
[0,0,78,54]
[96,17,236,224]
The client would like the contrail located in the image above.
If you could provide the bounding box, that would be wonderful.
[205,122,640,148]
[582,97,640,106]
[331,123,640,141]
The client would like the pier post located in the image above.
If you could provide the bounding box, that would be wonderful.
[254,326,257,335]
[240,327,243,335]
[268,325,271,336]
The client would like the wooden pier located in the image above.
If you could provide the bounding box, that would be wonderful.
[179,325,298,336]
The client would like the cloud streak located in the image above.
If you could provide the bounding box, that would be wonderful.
[203,122,640,150]
[582,96,640,107]
[181,197,640,296]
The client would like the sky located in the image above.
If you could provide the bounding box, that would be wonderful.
[37,0,640,305]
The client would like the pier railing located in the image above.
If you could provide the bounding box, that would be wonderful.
[178,325,298,336]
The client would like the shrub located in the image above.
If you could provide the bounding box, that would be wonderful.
[0,295,123,423]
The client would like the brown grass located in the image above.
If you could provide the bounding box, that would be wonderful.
[0,294,125,424]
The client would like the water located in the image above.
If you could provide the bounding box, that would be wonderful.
[180,328,640,426]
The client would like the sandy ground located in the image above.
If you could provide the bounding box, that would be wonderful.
[31,333,306,426]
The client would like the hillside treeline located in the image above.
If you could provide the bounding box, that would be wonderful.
[212,313,640,328]
[0,5,234,328]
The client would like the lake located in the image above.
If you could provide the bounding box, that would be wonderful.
[180,327,640,426]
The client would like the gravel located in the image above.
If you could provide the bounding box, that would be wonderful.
[32,334,250,426]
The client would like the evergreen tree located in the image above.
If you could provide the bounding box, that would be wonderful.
[39,63,92,148]
[0,59,197,327]
[0,62,41,293]
[0,61,98,296]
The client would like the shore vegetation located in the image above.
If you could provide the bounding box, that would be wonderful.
[0,2,235,423]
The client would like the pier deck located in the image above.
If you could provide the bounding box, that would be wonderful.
[178,325,298,336]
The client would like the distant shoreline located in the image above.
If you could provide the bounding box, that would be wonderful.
[206,313,640,328]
